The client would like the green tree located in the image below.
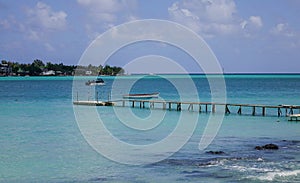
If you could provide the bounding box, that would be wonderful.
[33,59,45,69]
[0,58,124,76]
[102,65,112,75]
[1,60,8,64]
[11,62,20,73]
[98,65,103,75]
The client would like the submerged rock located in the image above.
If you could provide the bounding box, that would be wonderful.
[206,151,225,155]
[255,143,279,150]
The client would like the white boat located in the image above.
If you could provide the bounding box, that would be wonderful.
[122,92,159,99]
[85,78,105,86]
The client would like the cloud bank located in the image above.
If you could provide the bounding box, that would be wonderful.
[168,0,263,37]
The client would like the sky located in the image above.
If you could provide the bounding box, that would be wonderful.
[0,0,299,73]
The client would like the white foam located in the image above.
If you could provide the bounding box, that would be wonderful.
[257,158,263,162]
[206,159,227,167]
[229,165,274,173]
[255,169,300,181]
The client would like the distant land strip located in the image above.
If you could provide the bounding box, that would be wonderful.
[0,59,124,76]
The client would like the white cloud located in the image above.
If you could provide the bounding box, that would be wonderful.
[78,0,138,40]
[15,2,68,43]
[1,1,68,54]
[241,16,263,37]
[77,0,136,22]
[168,0,240,37]
[249,16,263,28]
[27,2,67,31]
[0,16,22,31]
[204,0,237,23]
[78,0,122,11]
[181,9,199,20]
[271,23,295,37]
[168,2,201,33]
[269,23,300,50]
[168,0,263,37]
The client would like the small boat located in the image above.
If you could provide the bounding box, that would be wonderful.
[123,92,159,99]
[85,78,105,86]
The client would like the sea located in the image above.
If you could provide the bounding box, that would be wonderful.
[0,74,300,183]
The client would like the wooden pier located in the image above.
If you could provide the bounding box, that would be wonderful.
[73,99,300,118]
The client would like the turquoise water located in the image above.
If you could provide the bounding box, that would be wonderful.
[0,75,300,182]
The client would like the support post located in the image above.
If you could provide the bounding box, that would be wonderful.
[252,106,256,116]
[212,104,216,113]
[205,104,208,113]
[225,105,230,114]
[278,108,282,117]
[289,108,294,115]
[150,102,154,108]
[169,102,171,111]
[96,91,98,102]
[262,107,265,116]
[163,102,166,110]
[132,101,135,108]
[188,104,193,111]
[199,105,202,113]
[142,102,145,108]
[122,100,125,107]
[237,106,242,115]
[177,103,181,111]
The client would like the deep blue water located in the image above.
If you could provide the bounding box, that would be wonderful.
[0,75,300,182]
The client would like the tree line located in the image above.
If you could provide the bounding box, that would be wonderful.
[0,59,125,76]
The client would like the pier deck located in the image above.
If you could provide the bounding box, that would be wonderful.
[73,99,300,117]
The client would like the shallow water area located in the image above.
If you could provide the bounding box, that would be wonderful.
[0,75,300,182]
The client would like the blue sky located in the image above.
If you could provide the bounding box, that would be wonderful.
[0,0,299,73]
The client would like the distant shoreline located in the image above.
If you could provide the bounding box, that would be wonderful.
[1,73,300,78]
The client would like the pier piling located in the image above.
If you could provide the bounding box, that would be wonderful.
[262,107,266,116]
[237,106,242,115]
[252,106,256,116]
[212,104,216,113]
[278,108,282,117]
[150,102,154,108]
[225,105,231,114]
[188,104,194,111]
[177,103,181,111]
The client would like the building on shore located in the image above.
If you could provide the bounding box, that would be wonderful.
[0,63,12,76]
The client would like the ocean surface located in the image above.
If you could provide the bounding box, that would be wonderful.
[0,74,300,182]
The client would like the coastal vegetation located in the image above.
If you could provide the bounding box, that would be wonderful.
[0,59,125,76]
